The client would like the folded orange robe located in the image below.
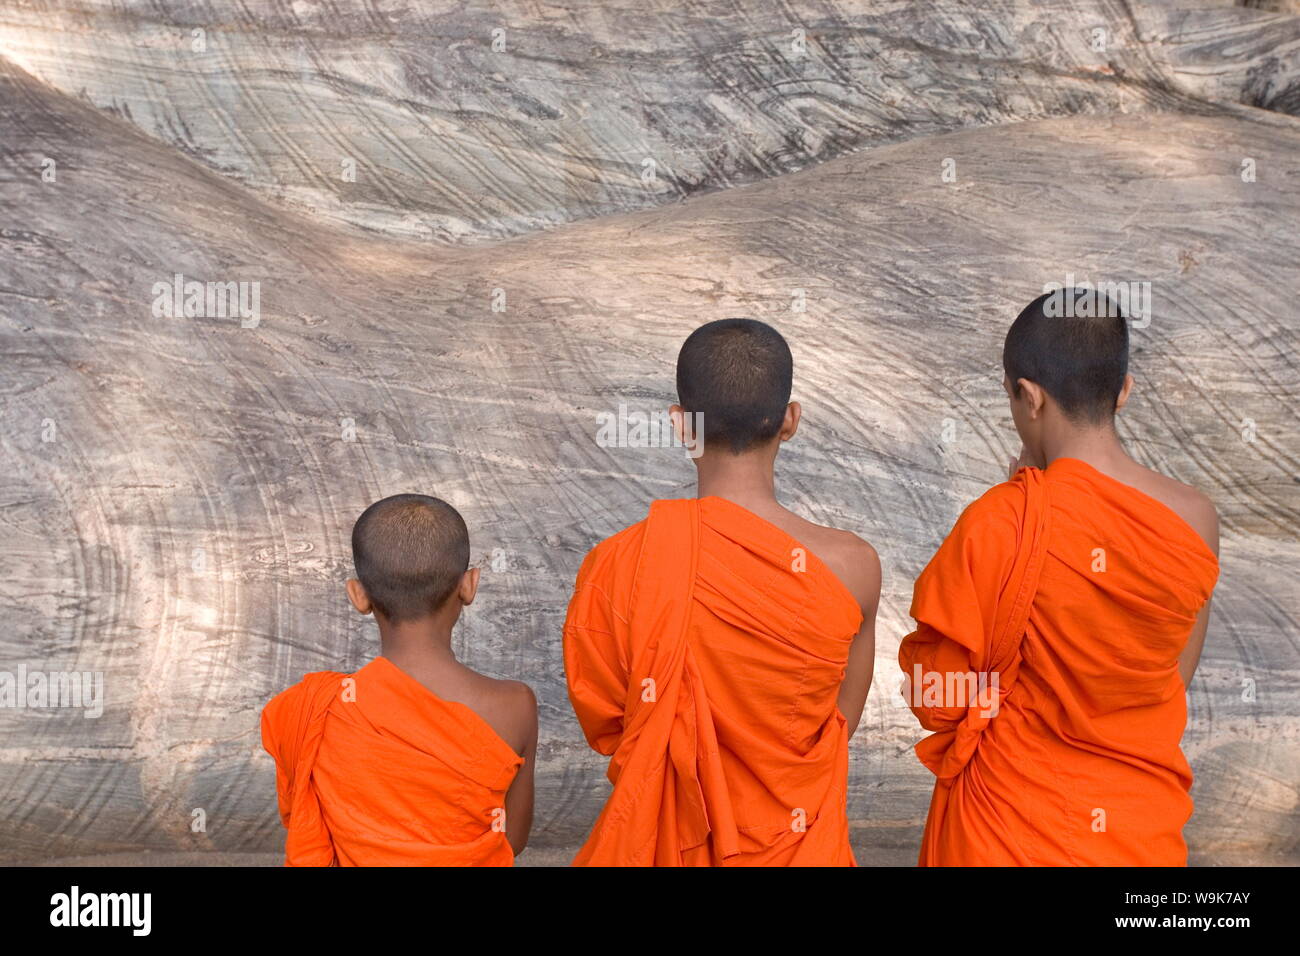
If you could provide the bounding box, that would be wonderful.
[900,457,1218,865]
[564,496,863,866]
[261,655,522,866]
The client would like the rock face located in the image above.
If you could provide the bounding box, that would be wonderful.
[0,1,1297,864]
[3,1,1298,241]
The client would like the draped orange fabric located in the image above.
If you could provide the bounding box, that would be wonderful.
[261,656,522,866]
[900,458,1219,865]
[564,496,862,866]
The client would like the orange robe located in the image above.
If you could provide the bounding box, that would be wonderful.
[261,655,522,866]
[564,496,862,866]
[899,457,1218,865]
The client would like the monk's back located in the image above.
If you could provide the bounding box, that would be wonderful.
[282,657,523,866]
[687,498,863,856]
[561,316,883,865]
[564,496,866,865]
[968,457,1219,864]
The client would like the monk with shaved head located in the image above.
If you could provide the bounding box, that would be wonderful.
[564,318,882,866]
[262,494,537,865]
[900,289,1220,865]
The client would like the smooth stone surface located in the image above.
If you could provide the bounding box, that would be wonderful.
[2,1,1297,240]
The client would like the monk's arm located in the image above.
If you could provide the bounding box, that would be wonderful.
[504,684,538,855]
[1178,500,1220,688]
[837,541,881,738]
[898,625,974,730]
[898,490,1020,729]
[1179,598,1214,689]
[839,620,876,739]
[260,689,296,826]
[563,556,628,754]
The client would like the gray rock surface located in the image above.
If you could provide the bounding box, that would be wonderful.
[0,1,1296,864]
[3,1,1298,240]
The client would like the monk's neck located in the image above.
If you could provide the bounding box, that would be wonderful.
[1040,420,1131,472]
[377,616,459,672]
[693,448,779,510]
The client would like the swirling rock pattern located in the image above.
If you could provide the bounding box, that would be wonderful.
[3,0,1299,241]
[0,1,1296,864]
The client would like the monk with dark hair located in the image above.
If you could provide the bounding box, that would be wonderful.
[564,317,881,866]
[262,494,537,866]
[900,289,1220,866]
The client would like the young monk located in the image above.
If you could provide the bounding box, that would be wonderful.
[900,289,1220,866]
[261,494,537,866]
[564,318,881,866]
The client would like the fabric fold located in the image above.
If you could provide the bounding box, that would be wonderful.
[566,496,862,866]
[905,467,1050,781]
[899,458,1219,866]
[262,656,523,867]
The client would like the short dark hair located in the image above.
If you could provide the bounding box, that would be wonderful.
[675,318,794,454]
[1003,290,1129,423]
[351,494,469,622]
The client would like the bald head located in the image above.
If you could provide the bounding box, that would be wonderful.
[351,494,470,622]
[676,318,793,454]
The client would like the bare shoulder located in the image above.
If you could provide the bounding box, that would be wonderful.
[469,674,538,756]
[759,504,880,613]
[490,677,538,730]
[801,521,882,613]
[485,675,536,709]
[1129,465,1220,555]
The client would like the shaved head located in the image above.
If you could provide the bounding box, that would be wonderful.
[351,494,469,622]
[1003,290,1129,424]
[676,318,793,454]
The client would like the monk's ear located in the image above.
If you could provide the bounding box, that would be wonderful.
[668,403,688,443]
[458,566,481,607]
[779,401,801,442]
[346,578,373,615]
[1115,373,1134,413]
[1016,378,1046,419]
[670,403,704,458]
